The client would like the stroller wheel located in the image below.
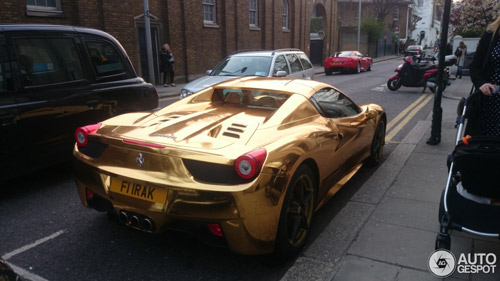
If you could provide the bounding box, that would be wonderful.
[435,233,451,250]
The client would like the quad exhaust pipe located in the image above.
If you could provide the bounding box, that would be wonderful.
[118,210,154,232]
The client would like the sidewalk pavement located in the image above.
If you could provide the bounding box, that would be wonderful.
[281,76,500,280]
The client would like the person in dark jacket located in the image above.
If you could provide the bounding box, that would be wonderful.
[159,43,175,87]
[469,14,500,136]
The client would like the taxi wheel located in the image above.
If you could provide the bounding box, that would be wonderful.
[366,119,386,166]
[274,165,316,258]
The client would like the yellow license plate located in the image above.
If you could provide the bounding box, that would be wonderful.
[110,178,167,204]
[332,62,342,65]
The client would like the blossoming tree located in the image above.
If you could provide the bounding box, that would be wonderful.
[450,0,500,34]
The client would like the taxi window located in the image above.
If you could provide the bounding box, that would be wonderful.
[310,88,361,118]
[286,54,303,73]
[0,37,8,92]
[86,40,126,77]
[13,37,84,87]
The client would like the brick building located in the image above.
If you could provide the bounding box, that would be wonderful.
[337,0,411,57]
[1,0,341,84]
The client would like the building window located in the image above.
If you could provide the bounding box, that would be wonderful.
[393,7,399,21]
[203,0,216,24]
[282,0,289,30]
[27,0,61,12]
[249,0,258,27]
[26,0,64,17]
[417,0,423,7]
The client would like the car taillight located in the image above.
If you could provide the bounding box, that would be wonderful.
[234,149,267,179]
[416,50,421,53]
[207,223,223,237]
[75,124,101,147]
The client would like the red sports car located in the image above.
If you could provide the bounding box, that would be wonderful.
[324,51,373,75]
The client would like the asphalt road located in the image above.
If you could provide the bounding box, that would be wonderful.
[0,57,437,281]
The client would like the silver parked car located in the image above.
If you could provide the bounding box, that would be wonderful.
[179,49,315,98]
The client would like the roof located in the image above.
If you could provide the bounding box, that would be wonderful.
[230,48,304,57]
[0,24,115,40]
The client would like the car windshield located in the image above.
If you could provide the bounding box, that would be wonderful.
[334,51,352,57]
[210,56,272,77]
[408,46,420,51]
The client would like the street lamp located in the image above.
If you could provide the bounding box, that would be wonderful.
[427,0,452,145]
[357,0,361,51]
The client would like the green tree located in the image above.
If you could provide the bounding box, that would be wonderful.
[361,18,383,41]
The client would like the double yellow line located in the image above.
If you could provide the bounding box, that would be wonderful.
[385,93,434,142]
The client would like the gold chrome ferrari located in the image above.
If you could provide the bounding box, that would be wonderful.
[73,77,386,256]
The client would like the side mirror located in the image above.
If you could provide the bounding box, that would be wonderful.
[206,70,212,75]
[274,70,287,77]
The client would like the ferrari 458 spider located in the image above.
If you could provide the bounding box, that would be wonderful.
[73,77,386,256]
[324,51,373,75]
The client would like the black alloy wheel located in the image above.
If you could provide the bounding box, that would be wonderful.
[366,119,386,166]
[274,165,316,258]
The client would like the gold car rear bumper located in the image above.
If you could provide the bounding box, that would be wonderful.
[73,158,283,255]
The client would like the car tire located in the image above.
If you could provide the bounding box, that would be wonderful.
[366,118,386,166]
[355,62,361,74]
[274,165,316,259]
[387,78,402,91]
[325,68,333,75]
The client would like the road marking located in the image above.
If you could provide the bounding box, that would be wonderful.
[371,83,387,92]
[386,93,429,132]
[385,94,433,142]
[2,230,64,281]
[8,263,49,281]
[2,230,65,260]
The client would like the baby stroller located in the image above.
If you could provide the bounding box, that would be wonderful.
[436,90,500,250]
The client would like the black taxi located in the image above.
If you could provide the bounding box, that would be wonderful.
[0,24,159,180]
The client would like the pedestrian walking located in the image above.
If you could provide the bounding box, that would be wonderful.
[469,13,500,136]
[455,41,467,79]
[159,43,175,87]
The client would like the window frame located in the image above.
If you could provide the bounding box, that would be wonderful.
[13,36,86,88]
[282,0,289,31]
[393,7,399,21]
[309,88,361,119]
[26,0,64,17]
[273,54,290,75]
[85,39,128,80]
[285,53,303,74]
[249,0,259,28]
[202,0,217,26]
